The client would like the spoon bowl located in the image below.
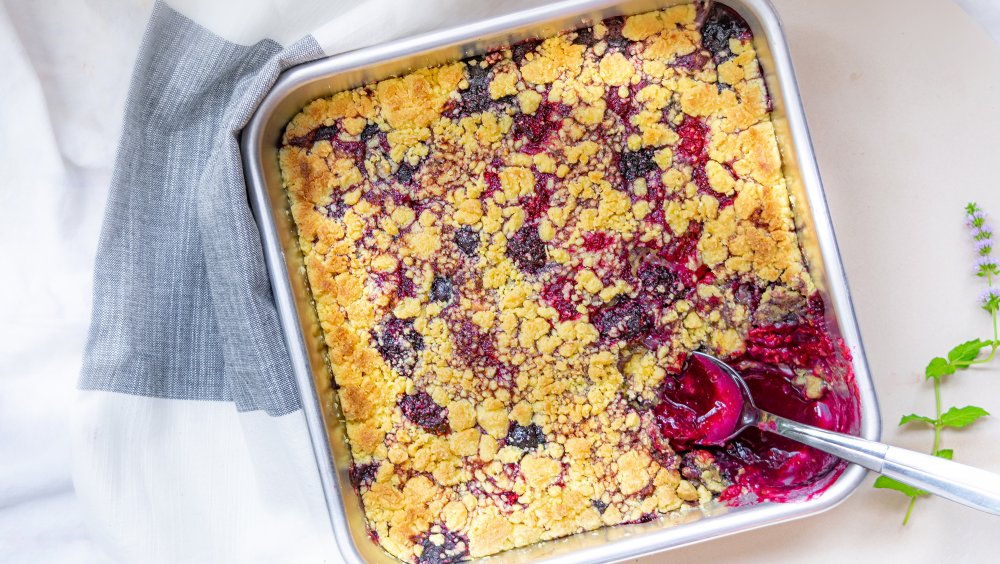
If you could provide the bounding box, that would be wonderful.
[689,351,758,443]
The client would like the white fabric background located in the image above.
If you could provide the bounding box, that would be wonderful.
[1,0,998,562]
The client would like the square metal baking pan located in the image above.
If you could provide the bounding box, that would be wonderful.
[241,0,881,561]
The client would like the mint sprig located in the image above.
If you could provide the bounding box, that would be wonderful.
[874,203,998,525]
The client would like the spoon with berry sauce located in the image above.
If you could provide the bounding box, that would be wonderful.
[662,351,1000,516]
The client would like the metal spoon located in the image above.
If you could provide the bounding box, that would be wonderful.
[691,351,1000,516]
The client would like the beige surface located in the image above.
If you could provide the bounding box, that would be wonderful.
[636,0,1000,561]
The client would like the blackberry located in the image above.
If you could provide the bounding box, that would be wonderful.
[506,225,547,274]
[506,422,546,450]
[399,391,450,435]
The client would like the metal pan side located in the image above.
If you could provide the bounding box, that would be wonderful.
[241,1,881,562]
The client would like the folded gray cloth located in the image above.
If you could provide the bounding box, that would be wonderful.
[80,2,323,415]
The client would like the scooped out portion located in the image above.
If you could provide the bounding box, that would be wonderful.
[651,295,860,505]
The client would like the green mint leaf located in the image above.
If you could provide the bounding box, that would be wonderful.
[925,357,955,379]
[947,339,987,365]
[898,414,936,426]
[939,406,990,428]
[935,449,954,460]
[873,476,927,497]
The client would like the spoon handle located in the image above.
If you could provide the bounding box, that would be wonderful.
[761,411,1000,516]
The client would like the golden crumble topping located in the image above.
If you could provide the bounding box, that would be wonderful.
[277,4,837,562]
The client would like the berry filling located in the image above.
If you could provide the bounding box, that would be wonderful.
[582,231,615,252]
[349,462,380,490]
[603,17,629,51]
[506,225,548,274]
[372,316,424,377]
[397,162,417,184]
[413,528,469,564]
[320,199,347,220]
[510,39,541,64]
[454,61,499,116]
[399,391,450,435]
[506,422,546,450]
[573,26,597,47]
[675,116,708,164]
[700,3,752,59]
[451,320,515,388]
[512,102,566,154]
[713,357,853,503]
[430,275,455,304]
[672,51,710,71]
[592,298,652,342]
[520,172,555,221]
[620,148,657,183]
[605,86,633,124]
[454,226,481,257]
[542,276,583,321]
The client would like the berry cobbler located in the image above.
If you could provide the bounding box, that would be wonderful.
[278,4,859,562]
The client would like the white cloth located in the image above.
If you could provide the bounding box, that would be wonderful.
[1,1,999,563]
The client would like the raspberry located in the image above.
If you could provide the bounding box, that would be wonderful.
[675,116,708,164]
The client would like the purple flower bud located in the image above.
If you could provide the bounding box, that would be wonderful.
[977,239,994,255]
[976,255,998,273]
[980,287,1000,308]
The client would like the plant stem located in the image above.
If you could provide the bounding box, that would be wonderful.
[990,271,998,348]
[992,307,998,347]
[909,376,945,524]
[903,497,917,526]
[932,377,942,455]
